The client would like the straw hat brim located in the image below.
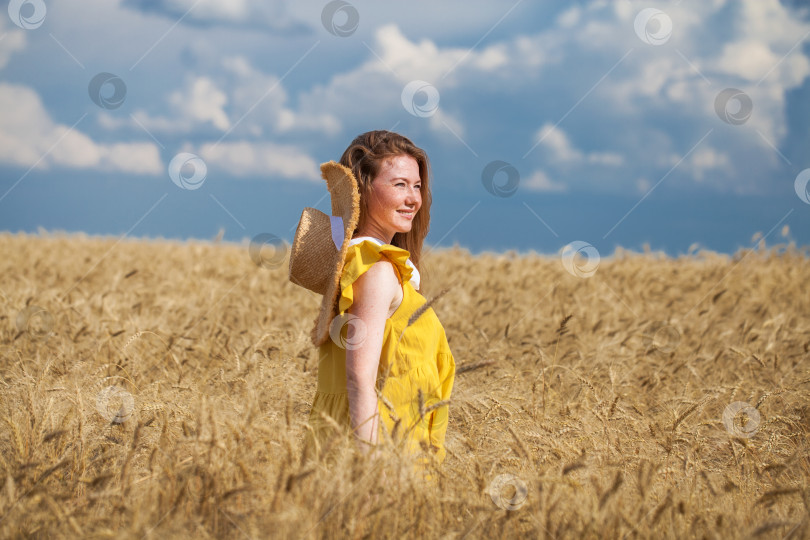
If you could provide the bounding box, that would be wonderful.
[288,161,361,347]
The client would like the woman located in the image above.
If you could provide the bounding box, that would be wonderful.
[301,130,456,469]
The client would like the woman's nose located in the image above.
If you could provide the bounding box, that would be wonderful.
[405,187,420,204]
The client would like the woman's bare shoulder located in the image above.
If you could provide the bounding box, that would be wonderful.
[350,259,400,314]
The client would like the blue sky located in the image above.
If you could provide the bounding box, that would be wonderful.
[1,0,809,256]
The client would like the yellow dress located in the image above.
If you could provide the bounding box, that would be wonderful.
[307,237,456,469]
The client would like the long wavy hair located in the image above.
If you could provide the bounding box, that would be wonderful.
[339,130,432,279]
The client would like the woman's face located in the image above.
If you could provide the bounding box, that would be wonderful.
[359,154,422,243]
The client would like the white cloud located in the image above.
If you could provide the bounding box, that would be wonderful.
[373,24,457,82]
[523,170,567,192]
[636,177,651,193]
[714,40,780,81]
[535,124,582,162]
[474,44,510,71]
[123,0,299,30]
[222,56,289,134]
[221,55,341,136]
[276,108,341,135]
[690,147,731,182]
[293,23,536,140]
[371,23,554,82]
[515,0,810,193]
[310,22,549,144]
[557,6,582,29]
[0,17,26,69]
[112,76,232,135]
[0,83,163,175]
[101,55,341,138]
[170,77,230,131]
[429,108,466,139]
[101,143,165,175]
[533,123,623,166]
[588,152,624,166]
[197,140,319,180]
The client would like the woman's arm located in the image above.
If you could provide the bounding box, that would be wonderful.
[345,259,400,452]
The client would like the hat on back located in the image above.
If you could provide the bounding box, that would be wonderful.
[289,161,361,347]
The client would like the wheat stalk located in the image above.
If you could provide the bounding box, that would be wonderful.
[455,359,495,375]
[396,287,452,345]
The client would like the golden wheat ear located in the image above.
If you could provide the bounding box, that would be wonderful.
[397,287,452,344]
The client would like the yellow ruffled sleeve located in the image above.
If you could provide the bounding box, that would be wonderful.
[337,240,413,316]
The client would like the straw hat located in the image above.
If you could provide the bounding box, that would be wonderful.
[289,160,361,347]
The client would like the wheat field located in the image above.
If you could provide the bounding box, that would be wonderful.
[0,231,808,539]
